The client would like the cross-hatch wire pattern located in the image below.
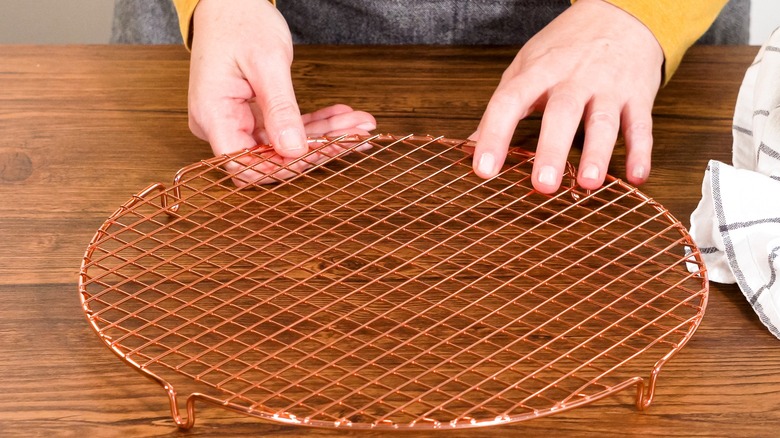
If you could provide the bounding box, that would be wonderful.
[78,134,708,430]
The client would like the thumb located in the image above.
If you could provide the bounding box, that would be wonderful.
[246,55,307,158]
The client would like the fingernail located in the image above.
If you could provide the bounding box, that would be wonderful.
[632,165,646,180]
[582,164,599,181]
[538,165,557,186]
[478,152,495,175]
[278,128,306,153]
[356,122,376,131]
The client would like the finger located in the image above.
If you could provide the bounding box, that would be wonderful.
[255,108,376,144]
[533,87,587,193]
[303,110,376,137]
[226,149,308,187]
[300,104,356,125]
[229,139,370,186]
[224,156,269,188]
[187,49,259,155]
[242,50,307,158]
[473,82,541,179]
[248,99,270,144]
[621,98,653,186]
[321,130,376,157]
[194,96,259,157]
[577,100,620,190]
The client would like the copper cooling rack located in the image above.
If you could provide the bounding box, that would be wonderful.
[78,134,708,430]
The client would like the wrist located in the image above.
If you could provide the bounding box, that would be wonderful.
[572,0,664,82]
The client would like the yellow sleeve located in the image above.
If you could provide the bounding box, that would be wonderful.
[171,0,276,50]
[174,0,726,80]
[575,0,729,83]
[171,0,199,49]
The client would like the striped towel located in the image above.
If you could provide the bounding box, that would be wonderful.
[689,28,780,340]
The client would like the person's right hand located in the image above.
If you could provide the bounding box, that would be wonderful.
[227,104,377,186]
[188,0,309,160]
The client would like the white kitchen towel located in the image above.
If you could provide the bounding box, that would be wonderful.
[689,28,780,339]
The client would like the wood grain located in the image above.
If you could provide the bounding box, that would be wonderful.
[1,45,778,437]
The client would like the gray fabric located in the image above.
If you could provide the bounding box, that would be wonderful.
[280,0,567,45]
[111,0,749,46]
[698,0,750,45]
[110,0,182,44]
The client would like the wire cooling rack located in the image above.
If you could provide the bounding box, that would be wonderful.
[78,134,708,430]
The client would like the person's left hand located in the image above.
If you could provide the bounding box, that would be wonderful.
[471,0,664,193]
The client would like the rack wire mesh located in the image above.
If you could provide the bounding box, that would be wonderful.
[78,134,708,430]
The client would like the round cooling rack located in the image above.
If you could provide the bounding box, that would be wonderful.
[78,134,708,430]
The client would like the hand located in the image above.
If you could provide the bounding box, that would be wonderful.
[226,104,376,186]
[188,0,375,162]
[471,0,664,193]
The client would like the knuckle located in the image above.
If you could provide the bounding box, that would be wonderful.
[187,111,208,140]
[500,67,520,83]
[263,94,299,120]
[485,90,525,124]
[587,111,618,130]
[187,117,201,135]
[491,87,519,109]
[547,91,582,115]
[626,120,652,138]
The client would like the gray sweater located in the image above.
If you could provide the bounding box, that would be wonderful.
[110,0,749,46]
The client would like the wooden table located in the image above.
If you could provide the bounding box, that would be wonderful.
[1,45,778,437]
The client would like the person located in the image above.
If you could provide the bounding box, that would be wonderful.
[164,0,732,192]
